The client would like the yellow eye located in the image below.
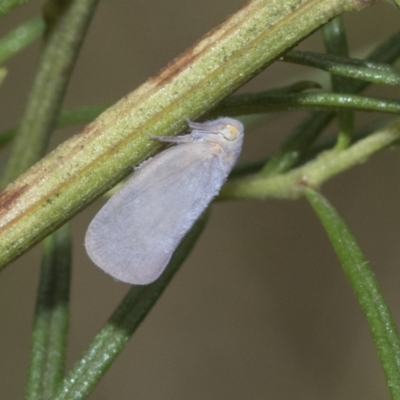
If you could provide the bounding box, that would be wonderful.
[223,124,239,140]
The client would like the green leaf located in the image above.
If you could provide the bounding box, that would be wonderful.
[284,50,400,87]
[25,224,71,400]
[322,16,353,149]
[305,189,400,399]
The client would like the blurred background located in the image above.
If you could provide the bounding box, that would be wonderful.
[1,1,400,399]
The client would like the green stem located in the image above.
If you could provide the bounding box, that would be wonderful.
[260,112,333,176]
[1,0,100,186]
[351,31,400,91]
[220,117,400,200]
[322,16,353,149]
[214,92,400,116]
[283,50,400,86]
[230,117,391,180]
[53,213,208,400]
[0,0,375,272]
[25,224,71,400]
[257,28,400,177]
[305,189,400,400]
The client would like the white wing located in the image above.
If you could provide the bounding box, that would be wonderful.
[85,141,229,284]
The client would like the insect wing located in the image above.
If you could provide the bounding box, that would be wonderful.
[85,141,228,284]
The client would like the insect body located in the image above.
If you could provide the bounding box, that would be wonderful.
[85,117,244,284]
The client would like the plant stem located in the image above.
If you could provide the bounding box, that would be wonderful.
[259,112,333,176]
[283,51,400,86]
[1,0,100,186]
[322,16,354,149]
[220,117,400,200]
[256,27,400,178]
[214,92,400,116]
[0,0,376,272]
[306,189,400,400]
[25,224,71,400]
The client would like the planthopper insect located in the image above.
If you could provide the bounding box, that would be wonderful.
[85,117,244,284]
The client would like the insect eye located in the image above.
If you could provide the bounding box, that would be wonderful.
[221,124,239,140]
